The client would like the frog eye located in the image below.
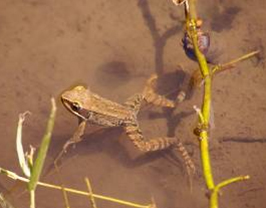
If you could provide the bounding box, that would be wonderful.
[71,102,81,112]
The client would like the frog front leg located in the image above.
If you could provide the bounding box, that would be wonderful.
[62,119,87,152]
[143,74,186,108]
[53,119,87,165]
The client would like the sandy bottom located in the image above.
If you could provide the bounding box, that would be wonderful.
[0,0,266,208]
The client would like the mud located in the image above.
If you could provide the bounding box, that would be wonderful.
[0,0,266,208]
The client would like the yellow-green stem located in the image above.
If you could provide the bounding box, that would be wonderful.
[210,175,250,208]
[187,0,197,20]
[213,50,260,74]
[34,181,150,208]
[30,190,35,208]
[200,131,214,189]
[85,177,98,208]
[178,1,251,208]
[222,50,259,69]
[186,0,214,189]
[0,168,150,208]
[61,184,71,208]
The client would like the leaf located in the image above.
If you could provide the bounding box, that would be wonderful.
[28,98,57,191]
[16,111,31,178]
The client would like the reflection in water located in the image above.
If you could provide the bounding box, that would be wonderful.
[95,61,131,88]
[220,137,266,143]
[138,0,182,75]
[210,6,241,32]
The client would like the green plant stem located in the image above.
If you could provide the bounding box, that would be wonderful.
[210,175,250,208]
[186,0,214,190]
[30,190,35,208]
[183,1,251,208]
[188,0,197,20]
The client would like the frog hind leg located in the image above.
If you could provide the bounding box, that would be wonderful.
[124,74,185,112]
[124,121,195,175]
[143,74,186,108]
[124,74,194,173]
[124,93,144,113]
[173,141,196,176]
[124,122,176,152]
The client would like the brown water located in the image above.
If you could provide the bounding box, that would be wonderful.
[0,0,266,208]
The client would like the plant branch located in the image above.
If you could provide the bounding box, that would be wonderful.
[210,175,250,208]
[186,0,214,189]
[0,167,152,208]
[212,50,260,74]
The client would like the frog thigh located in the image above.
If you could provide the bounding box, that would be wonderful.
[124,93,144,113]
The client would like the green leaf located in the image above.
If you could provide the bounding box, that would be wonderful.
[28,98,57,191]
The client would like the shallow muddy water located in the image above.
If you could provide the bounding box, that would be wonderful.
[0,0,266,208]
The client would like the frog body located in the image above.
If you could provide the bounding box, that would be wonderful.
[60,74,195,173]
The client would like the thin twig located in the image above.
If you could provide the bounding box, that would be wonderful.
[54,165,71,208]
[212,50,260,74]
[0,193,15,208]
[85,177,98,208]
[61,184,71,208]
[0,167,151,208]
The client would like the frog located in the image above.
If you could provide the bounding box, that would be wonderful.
[60,74,195,174]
